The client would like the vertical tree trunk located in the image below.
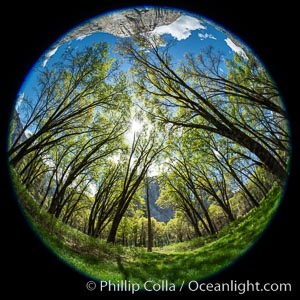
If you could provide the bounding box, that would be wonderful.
[145,177,153,252]
[192,220,202,237]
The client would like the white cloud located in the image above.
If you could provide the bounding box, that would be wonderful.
[198,32,216,40]
[76,34,91,40]
[224,38,248,60]
[151,15,206,41]
[42,46,59,67]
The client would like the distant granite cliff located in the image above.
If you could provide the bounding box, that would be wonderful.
[48,8,180,49]
[146,178,174,223]
[66,7,181,39]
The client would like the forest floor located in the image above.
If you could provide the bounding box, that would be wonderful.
[15,176,281,288]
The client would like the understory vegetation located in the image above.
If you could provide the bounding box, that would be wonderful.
[13,168,281,285]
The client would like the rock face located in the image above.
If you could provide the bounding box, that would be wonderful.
[45,7,181,59]
[147,178,174,222]
[64,7,181,40]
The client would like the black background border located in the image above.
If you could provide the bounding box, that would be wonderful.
[1,1,298,298]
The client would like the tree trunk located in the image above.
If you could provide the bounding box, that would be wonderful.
[192,220,202,237]
[229,127,287,189]
[193,191,216,234]
[107,213,123,243]
[224,159,260,207]
[48,196,59,215]
[225,206,235,222]
[145,178,153,252]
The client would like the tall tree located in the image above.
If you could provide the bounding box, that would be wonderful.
[47,120,124,218]
[145,175,153,252]
[9,42,128,167]
[199,133,260,207]
[116,35,290,188]
[107,124,166,243]
[87,162,123,237]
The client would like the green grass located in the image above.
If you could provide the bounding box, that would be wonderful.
[11,168,281,288]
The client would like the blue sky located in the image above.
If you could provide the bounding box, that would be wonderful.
[16,11,249,114]
[13,9,254,178]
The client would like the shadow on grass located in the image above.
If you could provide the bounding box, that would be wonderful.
[15,166,281,287]
[113,186,281,286]
[116,255,130,280]
[113,247,234,286]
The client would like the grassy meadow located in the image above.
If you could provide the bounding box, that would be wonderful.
[12,168,281,288]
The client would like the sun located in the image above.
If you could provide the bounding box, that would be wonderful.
[131,119,143,133]
[125,119,144,144]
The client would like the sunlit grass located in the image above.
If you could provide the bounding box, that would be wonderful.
[12,167,281,287]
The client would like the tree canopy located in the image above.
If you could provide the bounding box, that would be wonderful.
[9,26,290,247]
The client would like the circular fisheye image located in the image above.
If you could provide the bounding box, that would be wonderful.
[8,6,291,289]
